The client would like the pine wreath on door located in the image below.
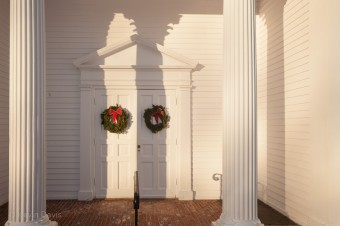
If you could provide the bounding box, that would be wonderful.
[94,89,137,198]
[137,90,177,198]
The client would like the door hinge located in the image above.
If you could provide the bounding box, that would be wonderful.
[93,178,96,185]
[176,179,178,185]
[93,139,96,145]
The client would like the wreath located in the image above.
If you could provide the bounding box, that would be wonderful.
[143,105,170,133]
[101,104,130,134]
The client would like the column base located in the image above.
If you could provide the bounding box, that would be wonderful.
[6,221,57,226]
[212,215,263,226]
[6,215,58,226]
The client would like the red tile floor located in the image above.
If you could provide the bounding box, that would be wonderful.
[0,199,298,226]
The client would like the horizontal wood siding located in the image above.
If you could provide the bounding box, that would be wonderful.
[45,0,223,199]
[0,0,9,206]
[256,0,311,224]
[167,15,224,199]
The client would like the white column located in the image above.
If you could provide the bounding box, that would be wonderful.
[7,1,57,225]
[213,0,262,225]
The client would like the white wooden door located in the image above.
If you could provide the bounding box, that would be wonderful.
[94,89,137,198]
[137,90,177,198]
[94,89,177,198]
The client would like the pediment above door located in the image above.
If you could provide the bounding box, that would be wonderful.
[73,35,198,70]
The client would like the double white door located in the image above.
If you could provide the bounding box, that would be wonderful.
[94,89,177,198]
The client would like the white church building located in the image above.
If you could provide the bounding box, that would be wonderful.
[0,0,340,225]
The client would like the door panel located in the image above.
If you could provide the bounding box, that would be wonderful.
[137,90,177,198]
[94,90,137,198]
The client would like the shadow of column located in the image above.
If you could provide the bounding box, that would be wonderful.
[114,0,214,199]
[118,0,180,199]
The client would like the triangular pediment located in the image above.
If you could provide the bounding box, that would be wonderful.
[73,35,198,69]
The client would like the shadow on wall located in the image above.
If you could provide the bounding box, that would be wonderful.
[259,0,288,214]
[110,0,220,199]
[114,0,221,199]
[46,0,221,199]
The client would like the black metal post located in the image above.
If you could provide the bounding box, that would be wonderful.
[134,171,140,226]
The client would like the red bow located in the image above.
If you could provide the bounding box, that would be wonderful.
[109,107,122,124]
[152,108,164,124]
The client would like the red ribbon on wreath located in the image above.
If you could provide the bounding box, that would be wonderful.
[109,107,122,124]
[152,108,164,124]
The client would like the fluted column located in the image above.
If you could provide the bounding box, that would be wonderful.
[7,1,57,225]
[213,0,262,225]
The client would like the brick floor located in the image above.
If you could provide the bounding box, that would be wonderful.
[0,199,298,226]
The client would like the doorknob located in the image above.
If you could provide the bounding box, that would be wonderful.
[137,145,141,152]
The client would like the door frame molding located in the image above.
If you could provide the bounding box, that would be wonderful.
[77,68,194,200]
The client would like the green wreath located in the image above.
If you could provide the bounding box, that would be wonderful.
[143,105,170,133]
[101,104,130,134]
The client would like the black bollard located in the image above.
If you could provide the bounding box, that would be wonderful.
[133,171,140,226]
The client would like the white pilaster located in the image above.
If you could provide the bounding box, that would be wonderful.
[213,0,261,225]
[78,85,94,200]
[177,86,194,200]
[7,1,57,225]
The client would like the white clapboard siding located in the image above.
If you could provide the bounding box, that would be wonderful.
[150,13,224,198]
[45,0,223,199]
[0,0,9,206]
[256,0,311,224]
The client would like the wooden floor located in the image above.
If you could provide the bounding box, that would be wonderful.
[0,199,298,226]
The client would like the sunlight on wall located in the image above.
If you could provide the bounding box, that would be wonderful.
[106,13,136,44]
[256,13,268,203]
[256,0,311,224]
